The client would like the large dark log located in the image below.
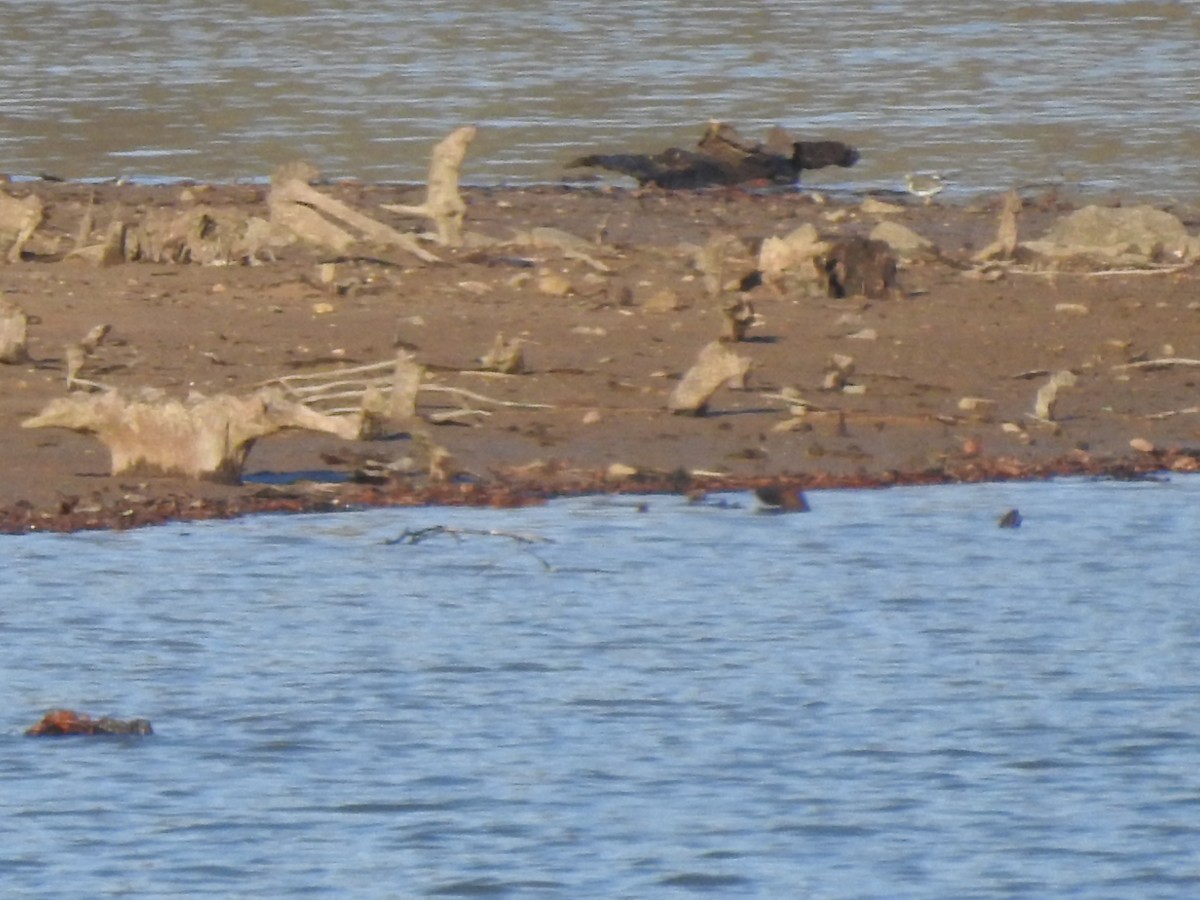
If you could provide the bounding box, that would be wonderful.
[568,122,859,188]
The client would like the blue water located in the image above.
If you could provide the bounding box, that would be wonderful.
[3,477,1200,897]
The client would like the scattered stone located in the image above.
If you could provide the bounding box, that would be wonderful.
[846,327,878,341]
[1055,303,1090,315]
[643,287,682,312]
[606,462,639,481]
[861,197,905,216]
[537,272,573,297]
[757,224,828,288]
[1025,204,1200,266]
[958,396,996,412]
[721,297,755,341]
[1129,437,1155,453]
[869,220,936,261]
[581,409,602,425]
[668,340,752,415]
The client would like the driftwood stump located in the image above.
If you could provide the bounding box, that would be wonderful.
[824,237,899,299]
[382,125,477,246]
[0,295,29,363]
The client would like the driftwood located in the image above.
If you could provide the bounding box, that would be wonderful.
[568,122,859,189]
[269,162,439,263]
[0,189,43,263]
[358,352,423,439]
[23,387,359,482]
[721,297,756,342]
[64,323,112,389]
[0,295,29,363]
[1032,370,1077,421]
[479,332,525,373]
[381,125,476,246]
[668,340,753,415]
[26,709,153,737]
[973,190,1022,263]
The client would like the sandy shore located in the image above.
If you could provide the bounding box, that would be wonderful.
[1,179,1197,532]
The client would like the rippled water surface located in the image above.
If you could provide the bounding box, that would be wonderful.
[3,477,1200,897]
[0,1,1197,198]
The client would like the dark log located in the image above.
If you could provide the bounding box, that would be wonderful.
[567,122,858,189]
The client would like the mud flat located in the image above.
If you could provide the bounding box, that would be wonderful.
[1,176,1198,533]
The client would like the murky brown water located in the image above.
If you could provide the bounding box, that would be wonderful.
[0,1,1196,199]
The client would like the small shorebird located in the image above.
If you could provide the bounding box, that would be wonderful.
[905,172,946,205]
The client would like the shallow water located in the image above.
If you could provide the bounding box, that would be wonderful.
[3,477,1200,897]
[0,1,1197,199]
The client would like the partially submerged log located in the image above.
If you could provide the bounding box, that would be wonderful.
[0,294,29,363]
[269,162,439,262]
[381,125,477,246]
[23,387,359,482]
[0,189,43,262]
[668,340,753,415]
[568,122,859,189]
[26,709,152,737]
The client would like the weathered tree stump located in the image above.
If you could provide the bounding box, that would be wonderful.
[381,125,477,246]
[0,294,29,363]
[0,189,43,262]
[823,237,899,299]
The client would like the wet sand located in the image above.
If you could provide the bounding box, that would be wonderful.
[1,180,1198,532]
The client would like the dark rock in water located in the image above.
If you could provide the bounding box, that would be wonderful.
[568,122,859,189]
[25,709,153,736]
[755,484,810,513]
[998,508,1022,529]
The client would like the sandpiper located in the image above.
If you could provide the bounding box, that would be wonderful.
[905,172,946,205]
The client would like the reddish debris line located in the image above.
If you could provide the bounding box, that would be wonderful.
[25,709,153,737]
[0,450,1195,535]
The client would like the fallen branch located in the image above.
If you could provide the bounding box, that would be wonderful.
[1112,357,1200,371]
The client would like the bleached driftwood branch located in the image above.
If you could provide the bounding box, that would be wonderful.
[269,162,440,262]
[0,189,43,263]
[381,125,477,246]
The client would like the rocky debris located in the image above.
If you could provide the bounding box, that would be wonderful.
[757,223,830,292]
[567,121,858,189]
[23,387,359,482]
[668,340,753,415]
[721,297,756,342]
[998,508,1022,528]
[1024,204,1200,267]
[869,220,937,262]
[26,709,153,736]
